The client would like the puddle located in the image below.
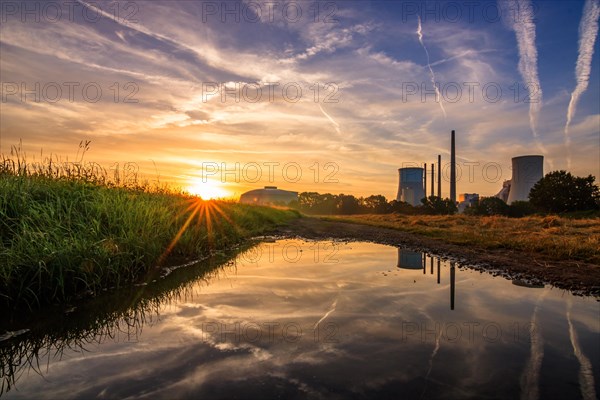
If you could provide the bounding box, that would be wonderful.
[1,239,598,399]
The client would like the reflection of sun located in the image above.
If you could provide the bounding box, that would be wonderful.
[186,178,229,200]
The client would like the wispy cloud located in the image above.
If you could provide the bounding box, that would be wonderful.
[564,0,600,169]
[505,0,545,154]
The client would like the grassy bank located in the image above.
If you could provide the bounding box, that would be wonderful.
[0,174,298,309]
[323,214,600,264]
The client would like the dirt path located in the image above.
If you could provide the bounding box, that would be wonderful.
[271,217,600,297]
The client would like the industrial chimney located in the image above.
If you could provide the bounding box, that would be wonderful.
[450,130,456,203]
[437,154,441,198]
[423,163,427,196]
[430,163,434,198]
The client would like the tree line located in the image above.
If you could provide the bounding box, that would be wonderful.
[290,171,599,217]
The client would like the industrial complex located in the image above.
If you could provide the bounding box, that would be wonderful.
[238,130,545,212]
[396,130,544,211]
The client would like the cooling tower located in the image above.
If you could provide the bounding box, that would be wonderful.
[397,167,425,206]
[396,249,424,269]
[506,155,544,204]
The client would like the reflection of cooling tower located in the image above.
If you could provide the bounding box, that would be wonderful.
[507,155,544,204]
[512,279,545,289]
[396,168,425,206]
[396,248,424,269]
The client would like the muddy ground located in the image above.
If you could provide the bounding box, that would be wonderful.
[271,217,600,297]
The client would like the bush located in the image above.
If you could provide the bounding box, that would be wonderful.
[420,196,458,215]
[508,201,536,218]
[465,197,509,216]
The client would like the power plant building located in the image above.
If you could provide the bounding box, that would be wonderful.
[458,193,479,213]
[239,186,298,205]
[396,167,425,206]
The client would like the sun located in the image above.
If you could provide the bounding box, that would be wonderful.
[186,179,230,200]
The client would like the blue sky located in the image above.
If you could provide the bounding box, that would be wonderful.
[1,0,598,199]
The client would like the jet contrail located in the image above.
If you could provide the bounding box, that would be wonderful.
[506,0,545,154]
[318,104,341,134]
[417,16,447,118]
[566,299,597,400]
[564,0,600,169]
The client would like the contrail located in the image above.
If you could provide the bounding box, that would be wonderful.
[417,16,447,118]
[566,299,597,400]
[564,0,600,169]
[506,0,545,154]
[520,292,545,400]
[318,104,341,134]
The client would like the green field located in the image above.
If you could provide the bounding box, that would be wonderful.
[0,170,298,309]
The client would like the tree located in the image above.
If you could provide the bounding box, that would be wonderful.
[420,196,457,215]
[529,171,600,213]
[337,194,361,215]
[388,200,416,214]
[299,192,338,214]
[465,197,509,216]
[363,195,389,214]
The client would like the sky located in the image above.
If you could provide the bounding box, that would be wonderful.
[1,0,599,199]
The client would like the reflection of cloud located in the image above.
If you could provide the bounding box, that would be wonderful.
[520,292,545,400]
[314,297,338,328]
[566,299,597,400]
[5,240,600,398]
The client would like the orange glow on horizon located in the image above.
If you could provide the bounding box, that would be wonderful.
[185,178,231,200]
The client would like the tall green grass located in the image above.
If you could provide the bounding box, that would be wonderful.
[0,143,299,309]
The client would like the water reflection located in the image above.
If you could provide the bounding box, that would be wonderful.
[397,249,455,310]
[396,249,423,269]
[0,240,598,400]
[0,247,245,396]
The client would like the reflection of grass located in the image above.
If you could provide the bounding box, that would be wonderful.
[324,214,600,264]
[0,245,249,396]
[0,144,299,309]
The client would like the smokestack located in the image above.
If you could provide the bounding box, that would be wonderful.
[437,154,441,198]
[450,130,456,203]
[431,163,434,197]
[423,163,427,197]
